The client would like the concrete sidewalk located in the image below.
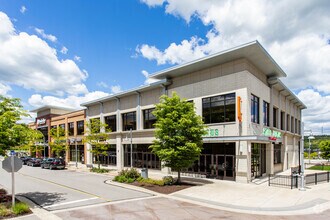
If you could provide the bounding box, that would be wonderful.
[66,164,330,215]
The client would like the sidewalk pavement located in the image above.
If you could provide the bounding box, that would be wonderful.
[65,163,330,216]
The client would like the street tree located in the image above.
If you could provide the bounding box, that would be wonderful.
[0,95,31,155]
[49,126,67,158]
[84,118,110,169]
[319,140,330,161]
[150,92,206,183]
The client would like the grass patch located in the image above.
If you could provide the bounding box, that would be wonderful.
[308,165,330,171]
[0,204,12,217]
[12,202,30,215]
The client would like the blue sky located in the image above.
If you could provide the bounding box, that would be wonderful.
[0,0,329,134]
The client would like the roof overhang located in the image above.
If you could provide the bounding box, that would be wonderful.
[81,78,171,107]
[149,41,287,80]
[30,105,76,113]
[268,78,307,109]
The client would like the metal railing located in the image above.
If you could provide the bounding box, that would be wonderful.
[268,174,298,189]
[305,172,330,185]
[269,171,330,189]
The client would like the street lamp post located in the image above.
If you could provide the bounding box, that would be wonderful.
[130,128,133,168]
[43,135,46,158]
[300,122,305,191]
[75,138,78,168]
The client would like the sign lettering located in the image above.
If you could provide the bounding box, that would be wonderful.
[37,118,46,125]
[204,128,219,137]
[262,128,282,138]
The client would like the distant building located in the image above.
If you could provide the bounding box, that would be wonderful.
[29,106,85,162]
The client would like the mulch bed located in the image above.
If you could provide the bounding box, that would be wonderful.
[0,189,32,219]
[130,182,195,194]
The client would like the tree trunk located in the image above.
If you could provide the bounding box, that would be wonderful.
[98,155,100,169]
[177,169,181,184]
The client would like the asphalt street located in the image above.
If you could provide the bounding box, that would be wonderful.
[0,161,153,211]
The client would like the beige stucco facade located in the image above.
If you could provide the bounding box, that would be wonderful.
[82,41,305,183]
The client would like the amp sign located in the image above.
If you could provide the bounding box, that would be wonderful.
[37,118,46,125]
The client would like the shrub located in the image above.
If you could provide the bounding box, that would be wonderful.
[91,168,109,173]
[162,176,174,185]
[0,204,11,217]
[114,175,127,183]
[12,202,30,215]
[118,168,141,179]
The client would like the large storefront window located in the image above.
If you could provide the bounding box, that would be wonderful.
[122,112,136,131]
[68,122,74,136]
[77,120,84,135]
[183,143,236,181]
[202,93,235,124]
[92,145,116,166]
[251,95,259,124]
[124,144,160,169]
[70,145,84,162]
[143,108,156,129]
[105,115,116,132]
[263,101,269,126]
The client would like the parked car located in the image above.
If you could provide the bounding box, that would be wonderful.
[20,156,31,165]
[26,158,42,167]
[41,158,66,170]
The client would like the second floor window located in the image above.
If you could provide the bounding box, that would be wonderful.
[68,122,74,136]
[202,93,235,124]
[122,112,136,131]
[281,111,285,130]
[77,120,84,135]
[105,115,116,132]
[143,108,156,129]
[251,94,259,124]
[263,101,269,126]
[59,124,65,136]
[273,107,278,128]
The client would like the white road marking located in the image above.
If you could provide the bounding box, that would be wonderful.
[43,197,99,209]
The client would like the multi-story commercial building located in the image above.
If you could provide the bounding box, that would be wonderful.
[29,106,85,162]
[81,41,306,183]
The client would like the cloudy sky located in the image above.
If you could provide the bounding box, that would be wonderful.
[0,0,329,134]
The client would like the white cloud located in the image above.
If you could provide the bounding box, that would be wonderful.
[74,55,81,62]
[20,6,27,14]
[60,46,68,54]
[297,89,330,135]
[28,91,109,110]
[34,28,57,42]
[140,0,165,7]
[139,0,330,132]
[0,81,11,96]
[141,70,159,84]
[111,85,122,94]
[0,12,88,96]
[97,81,109,88]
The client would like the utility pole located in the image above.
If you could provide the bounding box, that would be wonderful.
[130,128,133,168]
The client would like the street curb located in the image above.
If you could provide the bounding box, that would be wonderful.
[16,196,62,220]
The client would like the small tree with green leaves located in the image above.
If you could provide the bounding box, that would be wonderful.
[17,128,44,157]
[49,126,67,158]
[150,92,206,183]
[319,140,330,161]
[84,118,111,169]
[0,95,31,155]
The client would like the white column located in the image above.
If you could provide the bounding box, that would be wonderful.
[116,134,123,170]
[266,143,274,175]
[136,92,141,130]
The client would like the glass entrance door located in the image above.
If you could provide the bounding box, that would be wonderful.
[251,143,266,178]
[216,155,235,180]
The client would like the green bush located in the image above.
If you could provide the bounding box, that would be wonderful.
[0,204,11,217]
[113,168,142,183]
[12,202,29,215]
[162,176,174,185]
[91,168,109,173]
[118,168,141,179]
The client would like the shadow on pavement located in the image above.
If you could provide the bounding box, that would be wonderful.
[19,191,66,207]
